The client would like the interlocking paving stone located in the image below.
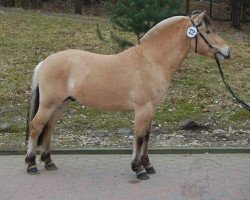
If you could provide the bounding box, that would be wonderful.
[0,154,249,200]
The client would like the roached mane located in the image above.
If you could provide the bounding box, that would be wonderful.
[139,16,186,44]
[139,12,213,44]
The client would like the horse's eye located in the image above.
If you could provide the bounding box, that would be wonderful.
[206,30,211,34]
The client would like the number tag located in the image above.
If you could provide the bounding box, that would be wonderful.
[187,26,197,38]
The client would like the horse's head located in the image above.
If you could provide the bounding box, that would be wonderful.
[189,11,230,60]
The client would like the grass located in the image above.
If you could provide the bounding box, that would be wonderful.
[0,8,249,145]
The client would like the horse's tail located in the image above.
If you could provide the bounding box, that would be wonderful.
[26,62,44,146]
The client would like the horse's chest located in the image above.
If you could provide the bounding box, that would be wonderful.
[151,82,170,106]
[152,89,166,106]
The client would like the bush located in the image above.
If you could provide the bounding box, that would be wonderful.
[96,0,181,47]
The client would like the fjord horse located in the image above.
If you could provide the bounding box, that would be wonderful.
[25,11,230,180]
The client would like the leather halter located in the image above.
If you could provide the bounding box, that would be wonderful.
[188,14,250,112]
[189,17,213,53]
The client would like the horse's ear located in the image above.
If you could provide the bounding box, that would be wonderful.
[192,10,206,25]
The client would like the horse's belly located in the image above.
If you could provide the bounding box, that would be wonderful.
[75,87,133,111]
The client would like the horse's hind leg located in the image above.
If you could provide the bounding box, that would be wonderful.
[25,104,57,174]
[131,103,154,180]
[40,103,67,171]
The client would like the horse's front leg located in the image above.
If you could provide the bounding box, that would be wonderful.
[140,131,156,174]
[131,103,154,180]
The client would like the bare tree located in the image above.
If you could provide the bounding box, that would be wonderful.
[242,0,248,22]
[3,0,15,7]
[232,0,243,30]
[186,0,190,14]
[75,0,83,15]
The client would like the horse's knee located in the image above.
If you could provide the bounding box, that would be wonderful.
[134,103,154,136]
[134,122,151,138]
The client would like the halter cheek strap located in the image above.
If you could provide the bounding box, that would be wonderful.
[189,18,213,53]
[188,15,250,112]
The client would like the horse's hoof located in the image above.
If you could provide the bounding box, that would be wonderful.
[136,171,150,180]
[145,167,156,174]
[45,162,58,171]
[27,166,40,175]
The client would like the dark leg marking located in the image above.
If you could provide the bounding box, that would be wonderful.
[131,136,150,180]
[131,136,143,172]
[131,158,141,172]
[25,153,39,175]
[41,152,57,171]
[141,151,156,174]
[137,136,143,146]
[141,154,150,167]
[141,131,156,174]
[145,131,150,142]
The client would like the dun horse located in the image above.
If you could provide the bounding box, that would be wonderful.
[25,11,230,180]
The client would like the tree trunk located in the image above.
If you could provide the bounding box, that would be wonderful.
[18,0,27,8]
[10,0,15,7]
[3,0,15,7]
[31,0,43,8]
[232,0,243,30]
[75,0,83,15]
[186,0,190,14]
[242,0,247,22]
[83,0,91,6]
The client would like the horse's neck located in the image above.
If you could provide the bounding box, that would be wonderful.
[139,23,191,80]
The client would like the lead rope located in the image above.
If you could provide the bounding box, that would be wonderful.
[214,54,250,112]
[189,14,250,112]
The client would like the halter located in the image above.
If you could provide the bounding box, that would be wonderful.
[188,14,250,112]
[189,16,213,53]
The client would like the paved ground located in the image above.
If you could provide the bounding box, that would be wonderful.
[0,154,249,200]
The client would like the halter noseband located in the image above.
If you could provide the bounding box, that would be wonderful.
[189,15,213,53]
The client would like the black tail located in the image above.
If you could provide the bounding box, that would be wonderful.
[25,86,46,146]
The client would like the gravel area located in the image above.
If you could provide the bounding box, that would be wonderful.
[1,124,249,150]
[51,126,250,149]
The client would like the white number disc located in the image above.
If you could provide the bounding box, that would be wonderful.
[187,26,197,38]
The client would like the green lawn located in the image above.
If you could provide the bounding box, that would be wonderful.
[0,8,249,147]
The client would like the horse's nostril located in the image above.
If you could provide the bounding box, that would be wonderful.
[226,48,230,59]
[219,47,231,59]
[225,54,230,59]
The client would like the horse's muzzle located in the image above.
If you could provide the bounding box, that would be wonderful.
[216,47,230,60]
